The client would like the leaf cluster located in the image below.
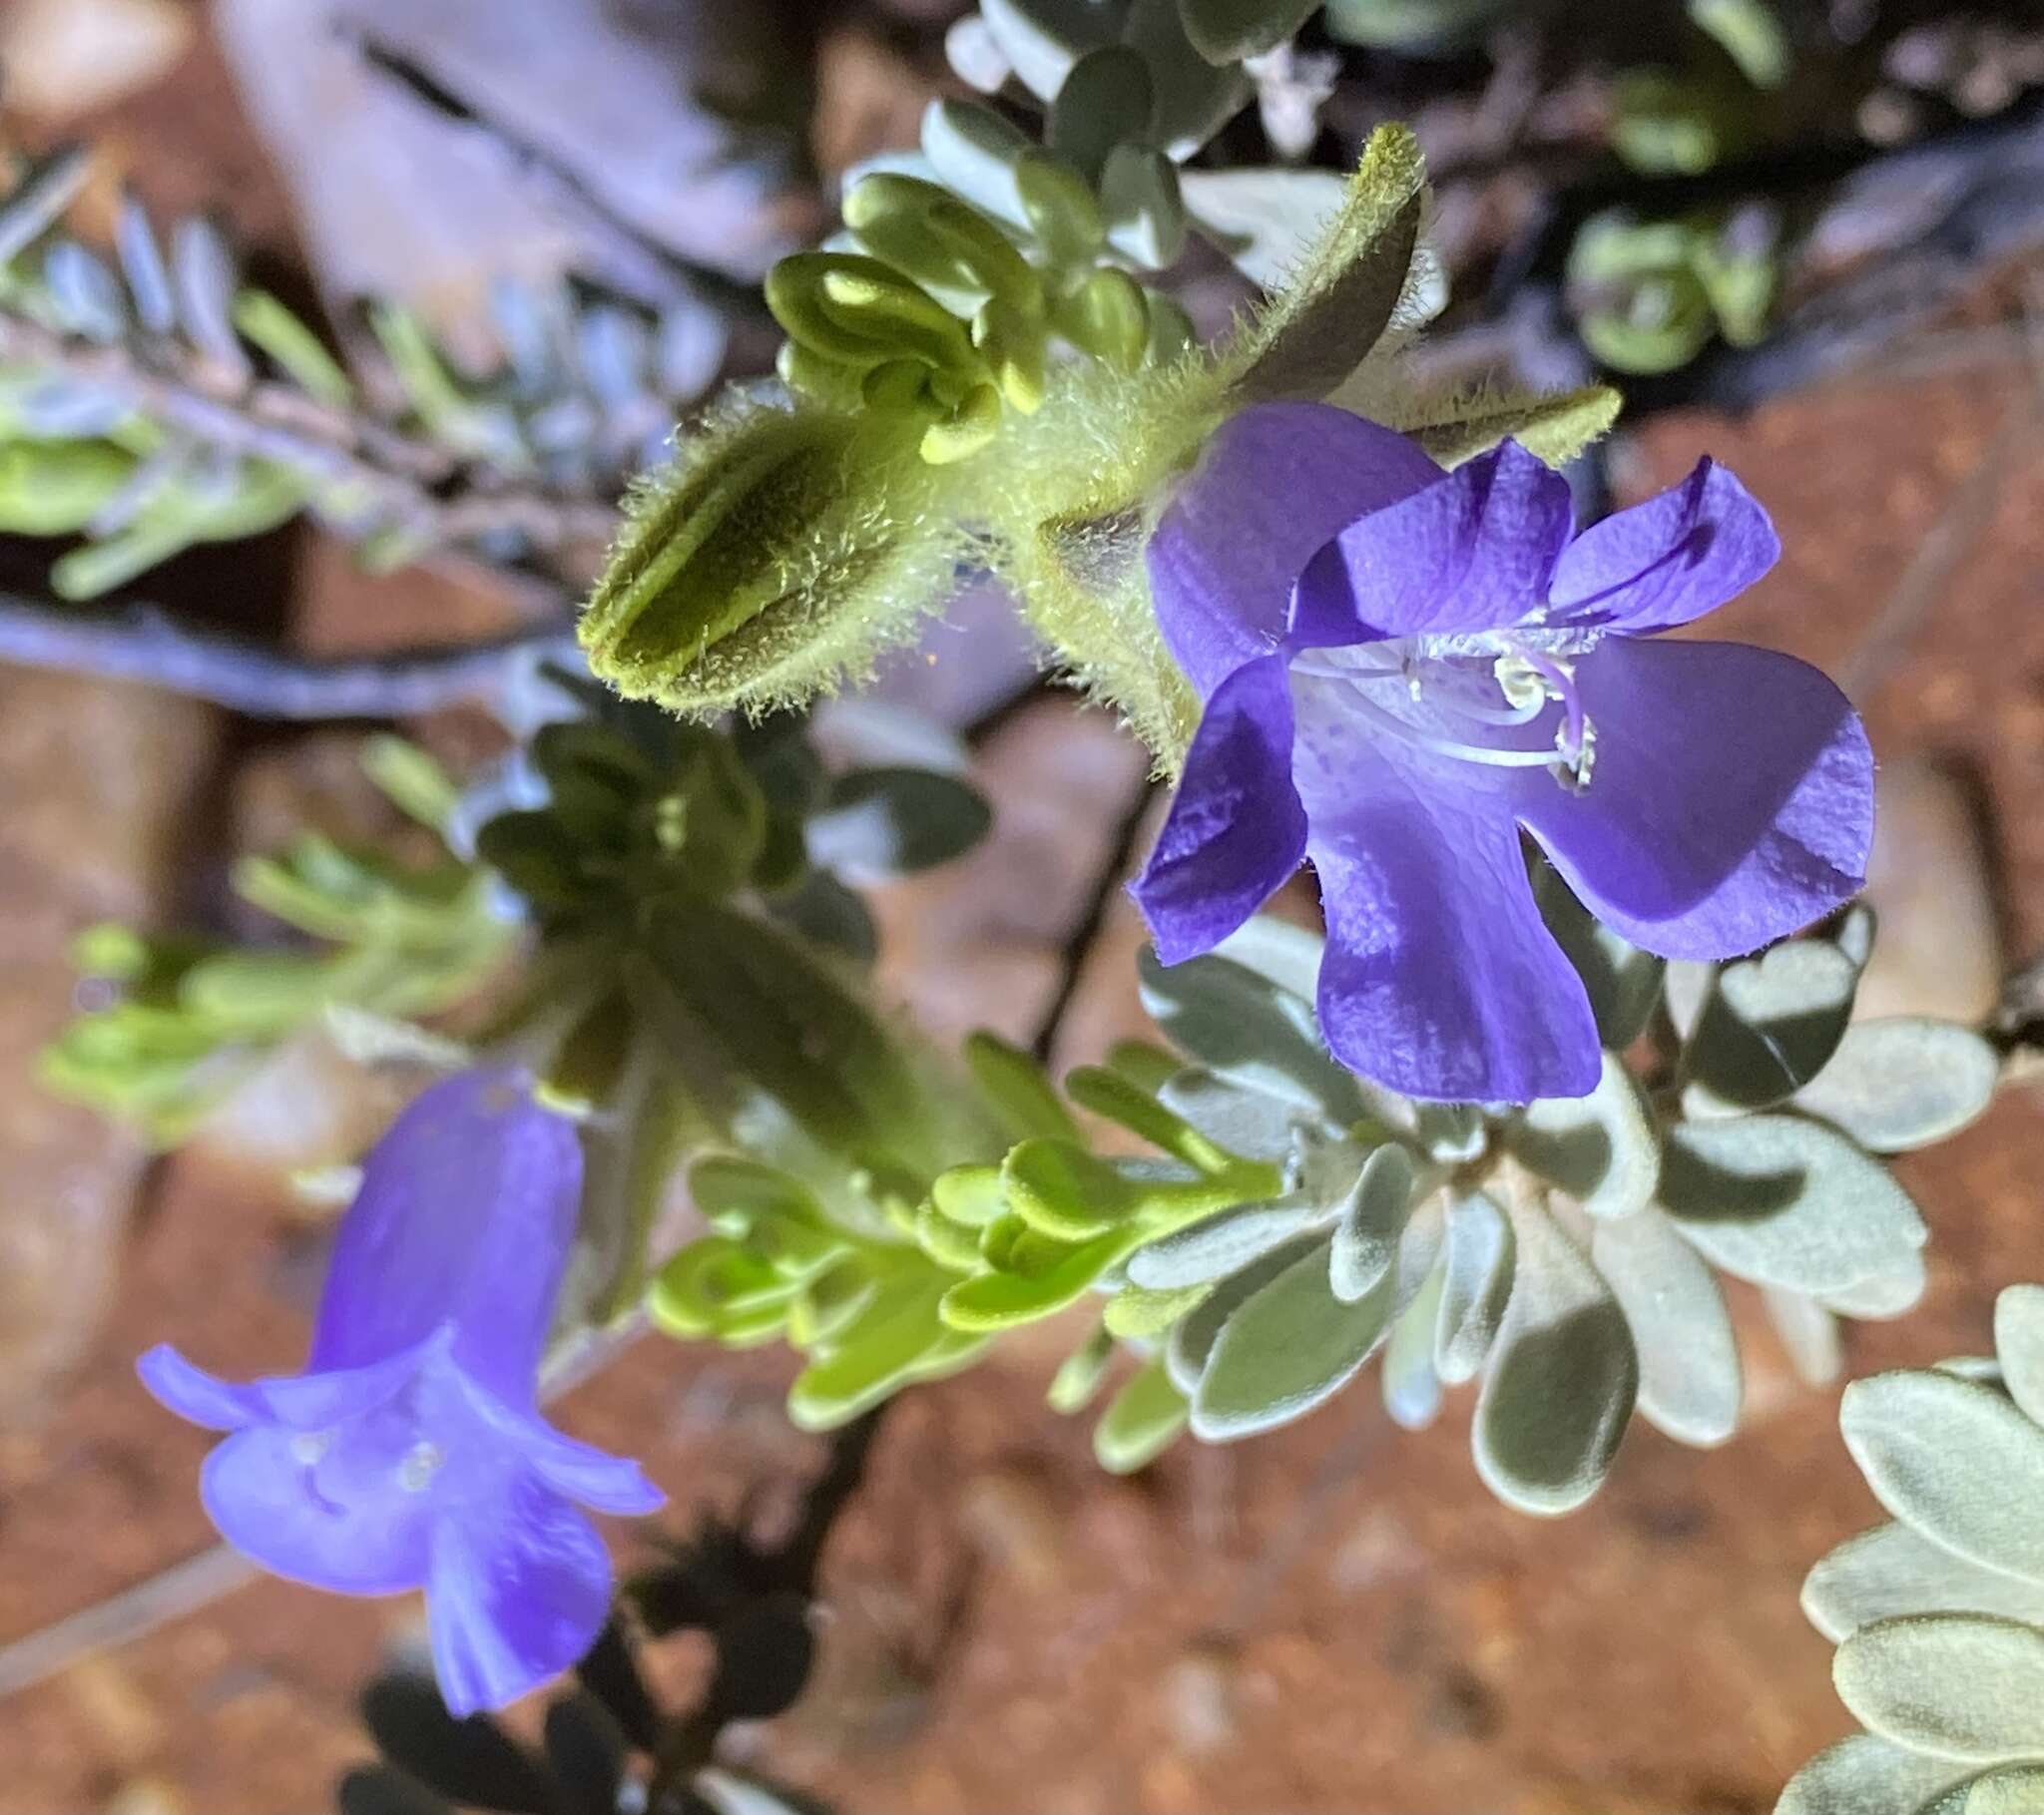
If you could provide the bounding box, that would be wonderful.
[1782,1287,2044,1815]
[653,877,2001,1513]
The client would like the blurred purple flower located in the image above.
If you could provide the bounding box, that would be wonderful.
[1134,402,1871,1104]
[139,1068,662,1716]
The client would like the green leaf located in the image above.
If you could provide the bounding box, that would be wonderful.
[1104,1279,1209,1337]
[1805,1522,2044,1646]
[1222,127,1426,402]
[1050,47,1155,183]
[0,439,134,534]
[963,1032,1078,1143]
[1473,1201,1636,1515]
[1127,1196,1314,1289]
[940,1227,1128,1330]
[1764,1285,1843,1387]
[1997,1287,2044,1429]
[921,99,1035,229]
[1777,1735,1971,1815]
[1121,0,1253,157]
[805,767,990,880]
[1157,1070,1299,1164]
[1836,1616,2044,1765]
[1506,1051,1657,1220]
[637,905,922,1164]
[1529,860,1662,1045]
[979,0,1111,101]
[232,288,353,405]
[1843,1371,2044,1586]
[1659,1115,1927,1298]
[1688,0,1790,88]
[1166,1230,1322,1393]
[1177,0,1319,63]
[1193,1234,1396,1439]
[1328,1143,1413,1303]
[1791,1021,2000,1154]
[1138,944,1364,1123]
[787,1273,963,1429]
[1100,145,1187,269]
[1592,1208,1740,1447]
[1434,1189,1514,1386]
[1381,1261,1445,1430]
[1049,1321,1116,1413]
[1684,937,1860,1115]
[1095,1354,1190,1473]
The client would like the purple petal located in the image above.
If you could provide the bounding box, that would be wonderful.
[452,1371,665,1517]
[1514,639,1870,959]
[426,1471,613,1716]
[1133,655,1305,964]
[1291,693,1600,1102]
[140,1339,432,1434]
[310,1069,583,1405]
[1147,402,1442,696]
[199,1424,432,1595]
[1553,457,1782,634]
[1550,457,1780,634]
[1295,438,1574,644]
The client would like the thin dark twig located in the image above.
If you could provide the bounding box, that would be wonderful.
[0,591,578,718]
[1030,768,1156,1064]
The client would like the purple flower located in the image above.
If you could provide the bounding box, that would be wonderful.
[1133,402,1871,1104]
[138,1069,663,1715]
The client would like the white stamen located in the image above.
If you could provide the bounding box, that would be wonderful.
[397,1441,443,1492]
[289,1432,330,1466]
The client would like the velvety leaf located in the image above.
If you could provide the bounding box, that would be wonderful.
[1166,1230,1324,1393]
[1764,1286,1843,1387]
[1684,939,1860,1116]
[921,99,1035,229]
[1050,47,1154,182]
[1158,1069,1301,1163]
[1128,1196,1316,1289]
[1138,944,1364,1122]
[336,1767,457,1815]
[1821,1250,1929,1321]
[1996,1287,2044,1430]
[1193,1234,1396,1438]
[1529,858,1663,1047]
[1212,914,1325,1002]
[1101,145,1188,268]
[1121,0,1254,157]
[1836,1616,2044,1764]
[542,1695,626,1815]
[1507,1051,1657,1219]
[1095,1353,1191,1472]
[1328,1143,1413,1303]
[1843,1371,2044,1586]
[1178,0,1320,63]
[1382,1262,1445,1431]
[1048,1322,1116,1413]
[1792,1021,2000,1154]
[1660,1116,1926,1297]
[978,0,1109,100]
[1776,1734,1971,1815]
[1473,1201,1636,1515]
[359,1674,556,1815]
[804,768,991,881]
[1435,1189,1515,1386]
[964,1032,1079,1143]
[1592,1209,1741,1447]
[1920,1767,2044,1814]
[1805,1522,2044,1645]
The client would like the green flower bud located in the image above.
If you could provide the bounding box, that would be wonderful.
[580,398,962,717]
